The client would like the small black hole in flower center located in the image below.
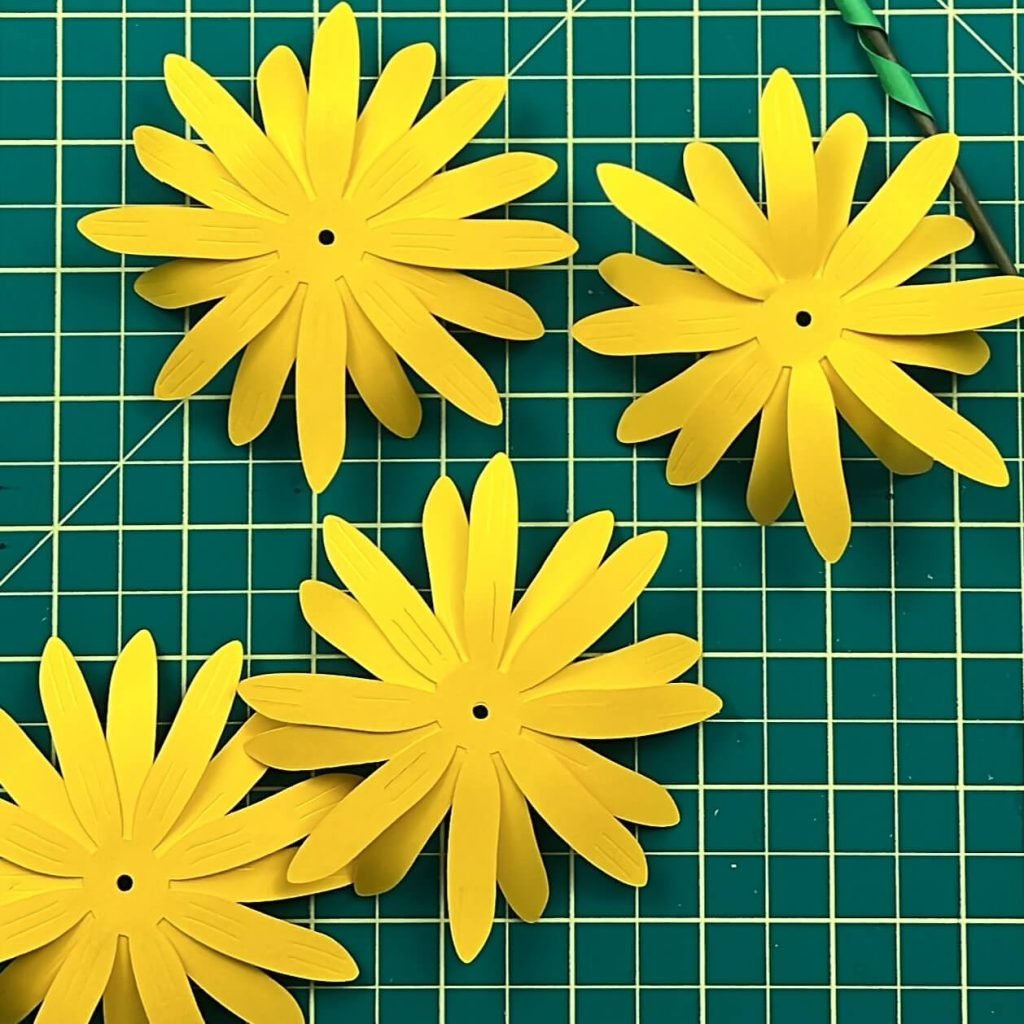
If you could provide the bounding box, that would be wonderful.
[116,874,135,893]
[472,703,490,721]
[318,229,336,246]
[795,310,813,328]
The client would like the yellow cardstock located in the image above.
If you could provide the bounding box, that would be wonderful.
[0,632,357,1024]
[239,453,722,963]
[78,2,577,493]
[573,67,1022,562]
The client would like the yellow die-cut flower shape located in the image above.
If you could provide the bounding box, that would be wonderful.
[239,453,722,963]
[78,3,576,494]
[573,67,1023,562]
[0,632,358,1024]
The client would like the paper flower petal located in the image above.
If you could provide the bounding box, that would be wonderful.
[0,892,86,962]
[349,43,435,189]
[165,928,305,1024]
[823,361,932,476]
[298,580,434,691]
[788,362,851,563]
[35,917,116,1024]
[256,46,310,191]
[40,637,122,843]
[824,134,959,293]
[747,370,794,525]
[188,849,353,905]
[447,751,500,963]
[248,724,431,771]
[107,629,157,833]
[761,68,818,276]
[306,2,359,196]
[130,926,204,1024]
[134,256,271,310]
[829,338,1008,486]
[495,759,548,922]
[501,737,647,886]
[0,930,76,1024]
[165,53,303,212]
[815,112,867,259]
[534,734,679,827]
[852,330,990,375]
[103,942,146,1024]
[597,163,776,299]
[423,475,470,655]
[683,141,771,261]
[598,255,730,306]
[0,800,90,877]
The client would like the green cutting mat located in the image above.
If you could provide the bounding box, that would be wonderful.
[1,0,1023,1020]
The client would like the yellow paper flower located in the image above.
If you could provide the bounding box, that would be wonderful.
[239,453,722,963]
[78,4,576,493]
[573,67,1022,561]
[0,632,358,1024]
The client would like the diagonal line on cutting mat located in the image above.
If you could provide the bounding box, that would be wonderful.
[7,2,587,596]
[0,404,183,591]
[931,0,1024,87]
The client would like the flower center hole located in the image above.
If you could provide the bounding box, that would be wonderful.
[472,703,490,721]
[116,874,135,893]
[795,310,813,328]
[318,229,336,246]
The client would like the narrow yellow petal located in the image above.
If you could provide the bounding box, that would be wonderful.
[684,141,771,261]
[597,163,777,299]
[617,343,756,444]
[351,263,502,425]
[760,69,818,277]
[366,218,576,270]
[747,368,793,525]
[103,940,146,1024]
[815,112,868,260]
[295,283,347,493]
[257,45,312,192]
[35,917,116,1024]
[133,641,243,847]
[501,736,647,885]
[288,735,456,884]
[666,346,779,485]
[825,133,959,293]
[165,774,358,879]
[495,758,548,922]
[154,274,295,400]
[129,926,204,1024]
[239,673,438,731]
[851,330,990,375]
[829,337,1008,486]
[788,361,851,562]
[534,633,701,695]
[132,126,280,218]
[823,360,932,476]
[107,629,157,837]
[168,892,358,981]
[322,514,460,679]
[186,848,353,904]
[348,42,435,191]
[599,255,730,306]
[341,279,423,438]
[246,723,431,771]
[353,761,458,896]
[464,453,518,663]
[40,636,121,843]
[352,77,506,218]
[0,892,86,962]
[227,288,300,446]
[0,709,83,841]
[534,734,679,826]
[80,206,278,260]
[306,2,359,195]
[844,276,1024,335]
[164,53,304,212]
[523,683,721,739]
[0,801,89,875]
[850,215,974,296]
[299,579,435,691]
[378,151,557,222]
[448,752,500,963]
[423,475,469,655]
[384,263,544,340]
[508,531,667,689]
[573,297,756,356]
[165,928,305,1024]
[502,510,614,667]
[0,925,76,1024]
[135,256,273,311]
